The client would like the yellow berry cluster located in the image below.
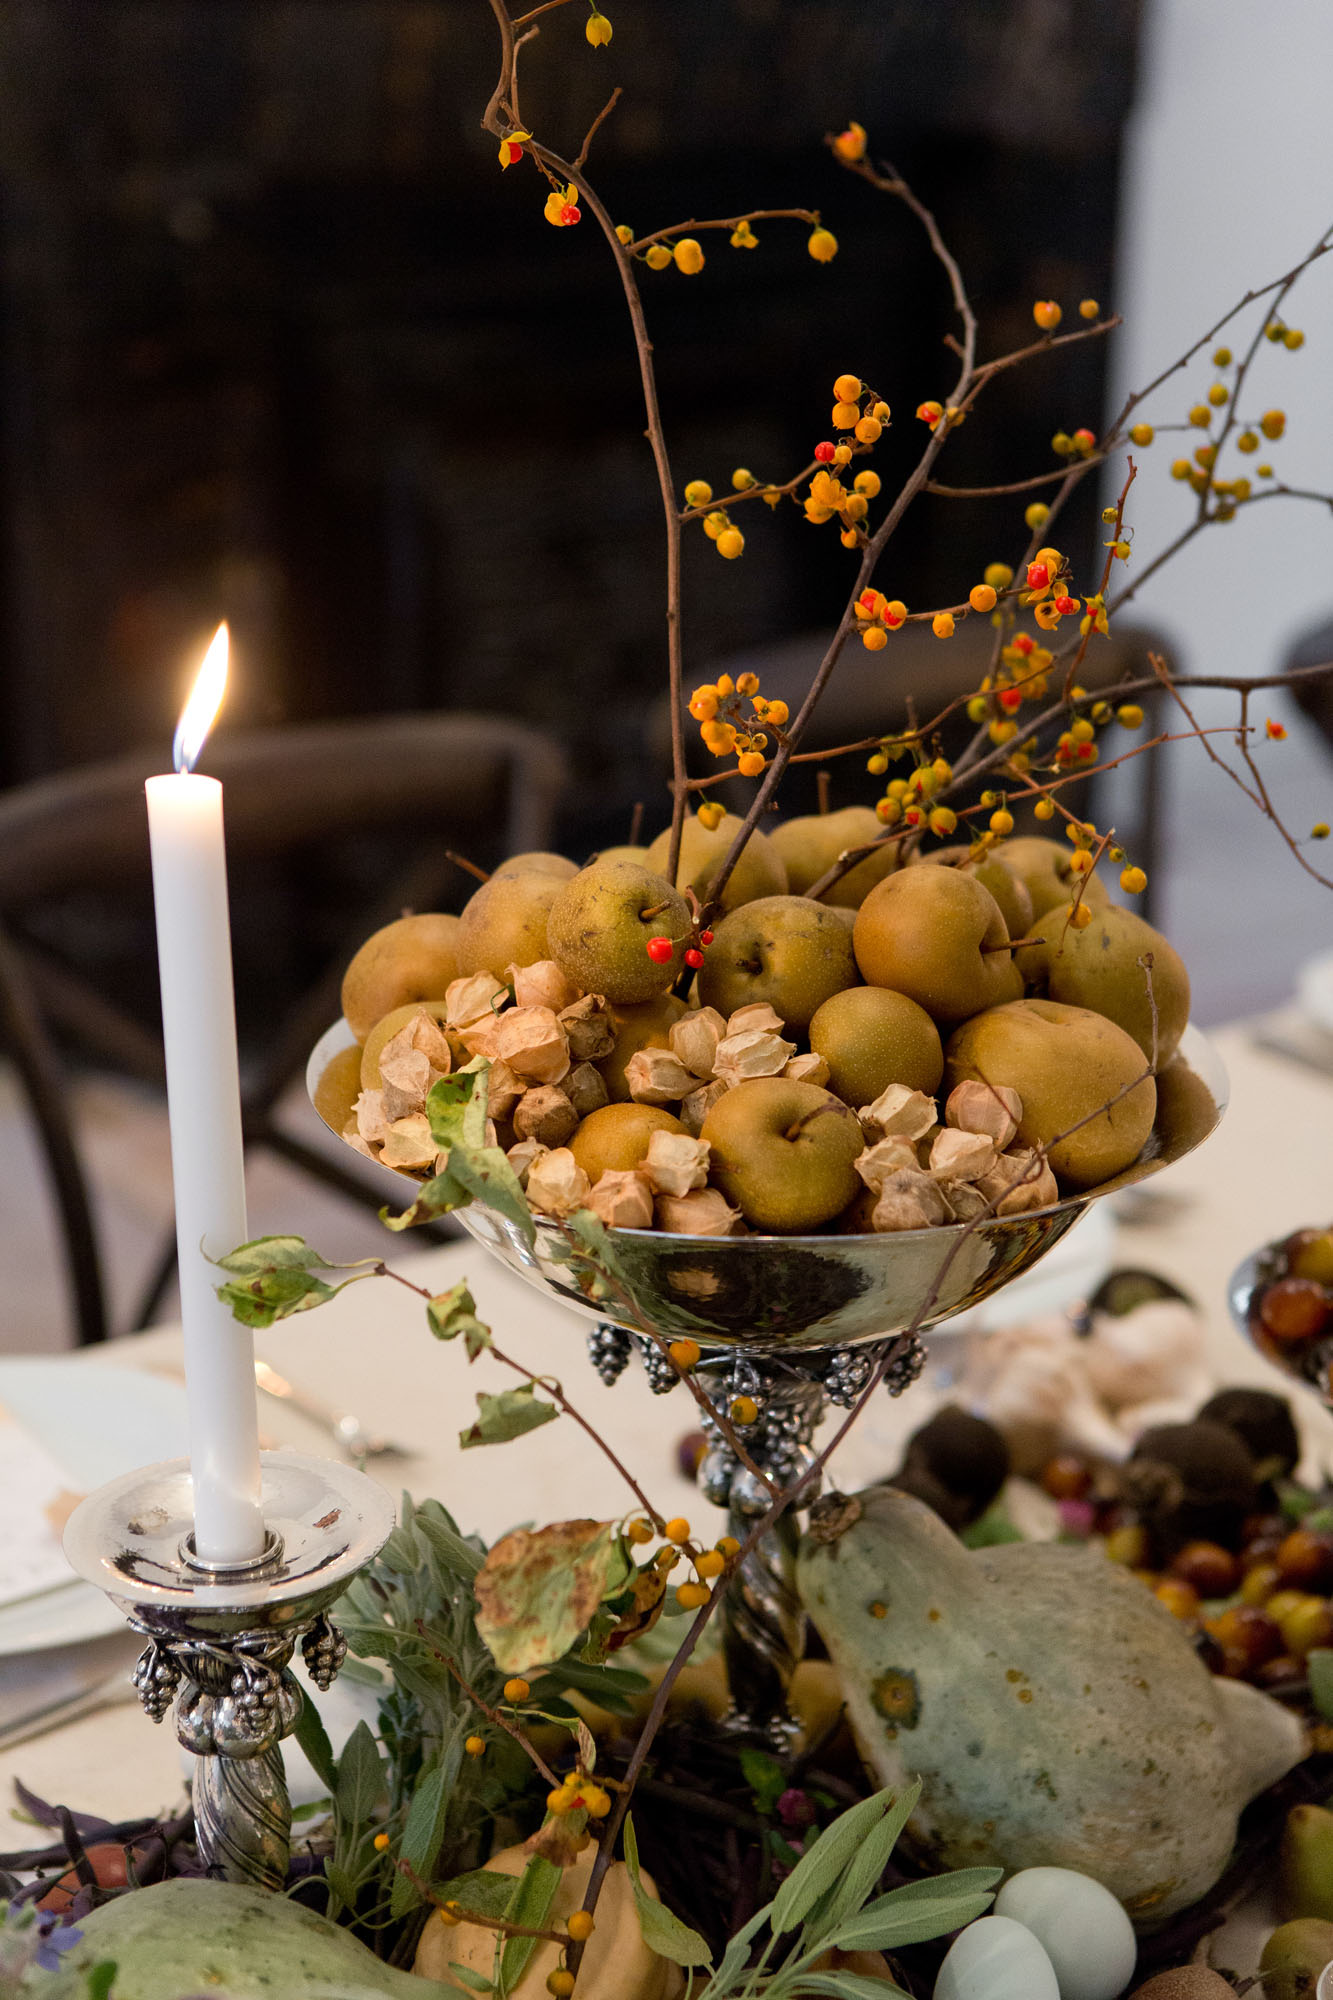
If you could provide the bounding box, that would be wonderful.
[855,587,907,649]
[1161,334,1298,516]
[870,749,955,834]
[1050,426,1099,460]
[625,1509,740,1611]
[546,1770,613,1820]
[688,671,788,777]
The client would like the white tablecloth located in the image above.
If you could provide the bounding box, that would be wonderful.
[3,1020,1332,1836]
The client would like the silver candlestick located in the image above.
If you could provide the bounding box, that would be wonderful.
[63,1451,395,1889]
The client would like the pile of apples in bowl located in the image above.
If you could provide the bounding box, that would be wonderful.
[309,809,1223,1344]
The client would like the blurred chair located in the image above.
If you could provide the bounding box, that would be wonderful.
[0,713,568,1346]
[648,619,1170,909]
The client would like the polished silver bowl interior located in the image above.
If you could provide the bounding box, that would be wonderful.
[309,1019,1227,1354]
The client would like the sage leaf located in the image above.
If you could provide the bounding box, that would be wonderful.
[623,1814,712,1969]
[825,1867,1000,1953]
[781,1977,912,1999]
[335,1720,385,1828]
[460,1384,558,1450]
[413,1504,485,1579]
[446,1965,494,1995]
[497,1855,560,1997]
[432,1868,525,1925]
[770,1785,910,1937]
[815,1779,921,1932]
[391,1760,451,1918]
[292,1693,338,1794]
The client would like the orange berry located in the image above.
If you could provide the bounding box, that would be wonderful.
[862,625,888,652]
[1032,299,1063,331]
[669,1339,701,1371]
[969,583,998,613]
[833,373,861,403]
[664,1517,691,1544]
[567,1910,595,1942]
[503,1677,531,1703]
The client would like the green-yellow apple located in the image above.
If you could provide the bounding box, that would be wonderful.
[853,868,1021,1023]
[701,1078,863,1231]
[698,895,859,1034]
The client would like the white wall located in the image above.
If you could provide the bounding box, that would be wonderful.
[1108,0,1333,1019]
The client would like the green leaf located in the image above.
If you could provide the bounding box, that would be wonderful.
[782,1976,912,1999]
[771,1785,913,1938]
[960,1506,1026,1548]
[293,1691,339,1793]
[623,1814,712,1969]
[428,1281,493,1359]
[474,1520,617,1675]
[702,1903,770,1995]
[391,1761,451,1918]
[815,1779,921,1933]
[214,1234,340,1275]
[446,1963,495,1995]
[382,1069,535,1246]
[460,1384,559,1450]
[1309,1647,1333,1719]
[739,1747,786,1817]
[497,1855,561,1997]
[825,1868,1000,1954]
[379,1522,425,1574]
[432,1868,526,1925]
[413,1505,485,1579]
[426,1063,492,1154]
[83,1964,119,2000]
[336,1656,387,1687]
[335,1719,386,1827]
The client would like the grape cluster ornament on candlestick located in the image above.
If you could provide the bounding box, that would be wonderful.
[63,1453,395,1888]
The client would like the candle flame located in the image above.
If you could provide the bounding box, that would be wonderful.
[172,624,229,773]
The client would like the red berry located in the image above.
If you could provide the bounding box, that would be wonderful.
[1055,594,1077,614]
[561,204,581,225]
[1013,632,1034,655]
[684,947,704,969]
[999,687,1023,713]
[1026,562,1050,589]
[814,441,836,463]
[699,929,714,946]
[1073,427,1096,450]
[646,936,674,964]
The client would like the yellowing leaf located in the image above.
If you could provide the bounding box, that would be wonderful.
[474,1520,617,1674]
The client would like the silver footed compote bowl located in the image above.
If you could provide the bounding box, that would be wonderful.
[1229,1230,1333,1412]
[311,1019,1228,1744]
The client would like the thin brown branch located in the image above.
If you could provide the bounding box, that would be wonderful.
[420,1632,562,1789]
[627,209,820,255]
[926,460,1106,498]
[573,86,622,171]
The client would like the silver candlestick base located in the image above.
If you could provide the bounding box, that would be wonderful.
[63,1451,395,1890]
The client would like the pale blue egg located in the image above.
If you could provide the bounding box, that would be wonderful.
[995,1867,1137,2000]
[935,1913,1061,2000]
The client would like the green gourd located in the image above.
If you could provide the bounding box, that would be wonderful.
[44,1877,454,2000]
[797,1486,1306,1923]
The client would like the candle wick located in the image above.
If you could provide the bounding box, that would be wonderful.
[172,720,194,775]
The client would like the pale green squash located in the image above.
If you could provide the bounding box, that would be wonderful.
[797,1486,1306,1923]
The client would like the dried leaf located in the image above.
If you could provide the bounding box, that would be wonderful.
[474,1520,617,1673]
[427,1281,492,1359]
[641,1129,711,1198]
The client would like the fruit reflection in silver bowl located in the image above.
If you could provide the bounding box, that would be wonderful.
[1231,1222,1333,1410]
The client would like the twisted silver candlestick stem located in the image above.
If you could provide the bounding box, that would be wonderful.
[64,1454,394,1889]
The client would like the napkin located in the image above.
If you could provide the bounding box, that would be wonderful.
[0,1405,81,1609]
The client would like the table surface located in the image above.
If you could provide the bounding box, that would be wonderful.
[4,1019,1333,1849]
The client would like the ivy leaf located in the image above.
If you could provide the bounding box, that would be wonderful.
[214,1234,340,1276]
[428,1281,493,1360]
[215,1265,350,1328]
[474,1520,617,1674]
[623,1814,712,1969]
[460,1384,558,1451]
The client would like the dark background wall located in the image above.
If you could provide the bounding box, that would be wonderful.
[0,0,1140,855]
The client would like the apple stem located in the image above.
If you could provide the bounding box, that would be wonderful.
[816,769,832,816]
[983,933,1044,953]
[628,800,645,845]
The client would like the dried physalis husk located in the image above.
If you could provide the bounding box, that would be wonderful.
[727,1002,786,1038]
[513,1085,578,1148]
[509,959,580,1013]
[506,1137,550,1186]
[446,972,508,1030]
[976,1146,1058,1215]
[354,1089,389,1149]
[713,1028,797,1088]
[380,1114,438,1172]
[784,1051,830,1087]
[378,1013,453,1122]
[485,1059,525,1121]
[669,1007,728,1081]
[524,1147,592,1218]
[564,1061,609,1119]
[642,1129,711,1198]
[587,1168,654,1230]
[625,1048,696,1105]
[871,1168,952,1232]
[928,1128,997,1184]
[854,1136,920,1192]
[490,1006,571,1085]
[680,1079,729,1136]
[945,1079,1023,1151]
[860,1083,938,1143]
[943,1181,991,1221]
[559,993,616,1063]
[655,1187,742,1236]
